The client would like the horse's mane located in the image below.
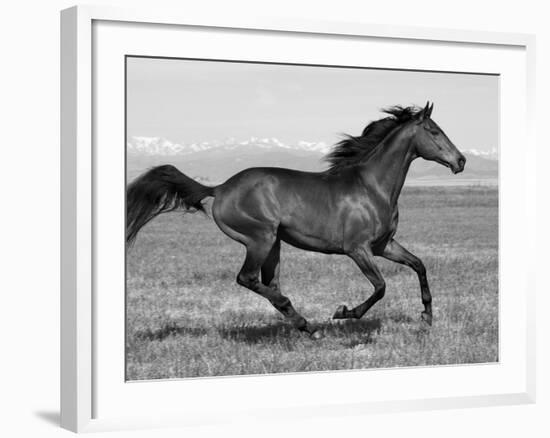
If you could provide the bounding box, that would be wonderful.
[324,105,422,174]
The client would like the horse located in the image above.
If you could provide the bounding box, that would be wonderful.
[126,102,466,339]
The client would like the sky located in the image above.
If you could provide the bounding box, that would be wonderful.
[127,57,499,152]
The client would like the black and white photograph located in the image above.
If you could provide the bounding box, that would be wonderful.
[125,57,499,380]
[4,0,547,436]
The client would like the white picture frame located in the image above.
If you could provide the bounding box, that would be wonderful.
[60,4,536,433]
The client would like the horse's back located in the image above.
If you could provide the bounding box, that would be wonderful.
[214,167,317,212]
[214,167,337,210]
[218,166,323,186]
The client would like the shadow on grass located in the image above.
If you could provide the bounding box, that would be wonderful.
[222,318,384,345]
[134,322,208,341]
[330,318,382,348]
[134,317,383,345]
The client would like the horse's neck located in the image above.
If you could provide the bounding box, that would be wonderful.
[359,128,416,207]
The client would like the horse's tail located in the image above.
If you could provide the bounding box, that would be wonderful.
[126,164,215,245]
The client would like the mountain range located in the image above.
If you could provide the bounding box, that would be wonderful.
[127,136,498,185]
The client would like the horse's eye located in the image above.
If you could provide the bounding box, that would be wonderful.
[430,130,440,136]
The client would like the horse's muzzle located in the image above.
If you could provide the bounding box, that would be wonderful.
[451,155,466,174]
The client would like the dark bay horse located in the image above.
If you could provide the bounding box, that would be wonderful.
[127,102,466,338]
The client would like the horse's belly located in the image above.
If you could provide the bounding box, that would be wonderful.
[278,225,344,254]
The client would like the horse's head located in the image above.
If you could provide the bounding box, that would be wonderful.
[411,102,466,174]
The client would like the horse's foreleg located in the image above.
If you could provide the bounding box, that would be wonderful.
[382,239,432,325]
[237,238,317,337]
[333,245,386,320]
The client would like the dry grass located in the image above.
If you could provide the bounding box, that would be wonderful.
[126,186,498,380]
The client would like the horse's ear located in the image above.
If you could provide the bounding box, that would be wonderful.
[426,102,434,118]
[416,101,430,122]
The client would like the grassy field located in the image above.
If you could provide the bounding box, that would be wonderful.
[126,185,498,380]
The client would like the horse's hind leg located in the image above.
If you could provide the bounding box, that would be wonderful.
[333,245,386,320]
[261,238,282,290]
[238,237,317,337]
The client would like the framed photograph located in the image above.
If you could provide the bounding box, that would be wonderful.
[61,5,536,433]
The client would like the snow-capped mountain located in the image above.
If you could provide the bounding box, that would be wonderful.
[128,136,495,160]
[462,147,498,161]
[128,136,210,155]
[127,136,330,156]
[126,135,498,185]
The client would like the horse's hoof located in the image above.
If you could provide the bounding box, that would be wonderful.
[421,312,433,326]
[310,329,324,340]
[333,305,348,319]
